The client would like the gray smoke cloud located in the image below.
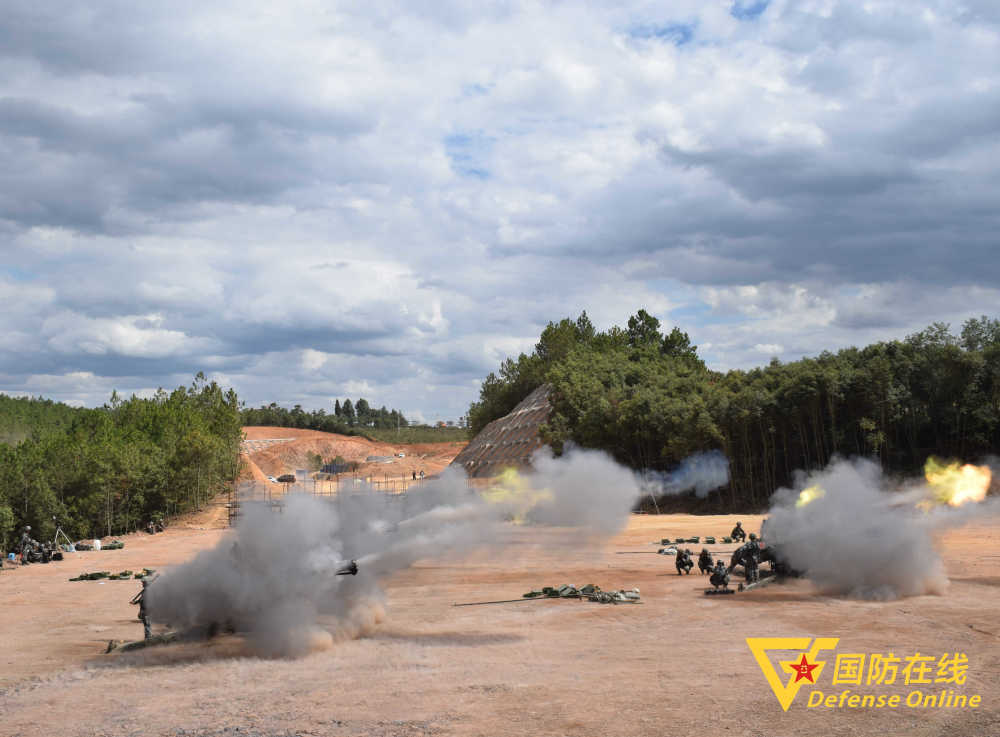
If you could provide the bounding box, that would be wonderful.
[639,450,730,498]
[764,456,997,600]
[146,447,640,656]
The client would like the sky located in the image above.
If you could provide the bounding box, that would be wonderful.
[2,1,999,423]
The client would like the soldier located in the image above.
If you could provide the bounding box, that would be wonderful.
[709,559,730,590]
[731,521,746,542]
[698,548,713,574]
[676,548,694,575]
[131,576,155,641]
[743,533,761,583]
[19,527,33,565]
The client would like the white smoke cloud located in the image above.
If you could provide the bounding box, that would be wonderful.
[639,450,730,498]
[764,456,998,600]
[147,449,640,656]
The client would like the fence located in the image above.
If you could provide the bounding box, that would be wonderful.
[227,474,432,526]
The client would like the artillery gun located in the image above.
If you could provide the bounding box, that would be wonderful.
[336,559,358,576]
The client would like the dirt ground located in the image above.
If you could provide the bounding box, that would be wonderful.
[240,426,466,480]
[1,511,997,737]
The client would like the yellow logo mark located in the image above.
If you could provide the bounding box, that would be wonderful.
[747,637,840,711]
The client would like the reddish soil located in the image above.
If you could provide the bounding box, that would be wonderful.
[241,426,466,479]
[1,512,997,737]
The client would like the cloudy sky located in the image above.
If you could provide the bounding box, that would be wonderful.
[2,1,998,422]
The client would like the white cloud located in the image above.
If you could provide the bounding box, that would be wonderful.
[41,312,215,358]
[0,0,995,418]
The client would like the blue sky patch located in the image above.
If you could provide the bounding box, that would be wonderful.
[3,266,36,282]
[628,22,695,47]
[444,132,494,179]
[730,0,769,21]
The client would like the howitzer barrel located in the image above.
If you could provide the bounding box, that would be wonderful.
[453,596,562,606]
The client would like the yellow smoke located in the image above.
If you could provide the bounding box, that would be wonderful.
[795,485,825,508]
[923,457,991,508]
[480,467,553,523]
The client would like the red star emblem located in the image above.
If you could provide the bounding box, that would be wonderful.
[788,654,819,683]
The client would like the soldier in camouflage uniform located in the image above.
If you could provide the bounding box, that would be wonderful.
[743,533,761,583]
[709,559,730,590]
[675,548,694,575]
[19,527,34,565]
[697,548,713,574]
[131,576,154,640]
[730,521,746,542]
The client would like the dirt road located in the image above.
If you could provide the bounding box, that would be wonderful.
[1,513,997,737]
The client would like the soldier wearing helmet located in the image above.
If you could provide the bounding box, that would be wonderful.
[675,548,694,575]
[743,533,761,583]
[698,547,713,574]
[19,527,34,565]
[730,521,746,542]
[710,559,730,590]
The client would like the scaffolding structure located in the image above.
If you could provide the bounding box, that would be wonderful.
[227,474,428,526]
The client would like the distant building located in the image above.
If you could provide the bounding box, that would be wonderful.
[449,384,552,479]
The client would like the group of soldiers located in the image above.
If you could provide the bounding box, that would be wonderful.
[672,521,764,592]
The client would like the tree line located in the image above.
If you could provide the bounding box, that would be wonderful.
[241,398,408,433]
[468,311,1000,510]
[0,374,242,551]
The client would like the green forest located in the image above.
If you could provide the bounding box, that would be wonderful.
[241,398,409,433]
[240,400,468,444]
[0,374,242,552]
[468,311,1000,510]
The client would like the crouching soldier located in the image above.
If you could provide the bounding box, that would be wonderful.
[709,560,730,590]
[698,548,713,574]
[731,521,746,542]
[676,548,694,575]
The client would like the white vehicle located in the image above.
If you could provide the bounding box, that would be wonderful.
[267,476,278,483]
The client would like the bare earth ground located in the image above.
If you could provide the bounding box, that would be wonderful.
[240,426,466,480]
[2,508,998,737]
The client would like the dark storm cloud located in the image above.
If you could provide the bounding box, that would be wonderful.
[0,92,373,233]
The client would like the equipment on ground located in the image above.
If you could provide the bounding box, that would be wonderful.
[738,573,780,593]
[455,584,641,606]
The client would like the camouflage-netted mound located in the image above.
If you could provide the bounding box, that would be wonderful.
[451,385,552,479]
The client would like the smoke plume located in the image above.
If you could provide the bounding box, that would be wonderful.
[639,450,730,498]
[764,456,997,600]
[146,447,640,655]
